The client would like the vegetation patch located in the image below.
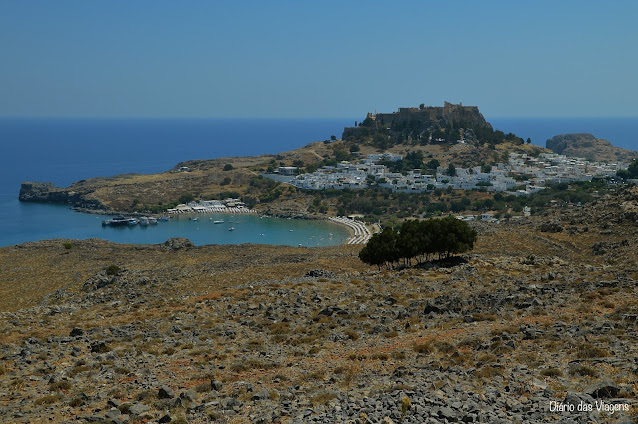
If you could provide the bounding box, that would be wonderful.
[359,217,477,269]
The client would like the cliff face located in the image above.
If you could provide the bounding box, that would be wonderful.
[19,182,106,210]
[546,133,638,163]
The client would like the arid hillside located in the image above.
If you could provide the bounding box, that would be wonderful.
[1,187,637,423]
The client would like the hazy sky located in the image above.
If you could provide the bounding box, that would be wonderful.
[1,1,637,118]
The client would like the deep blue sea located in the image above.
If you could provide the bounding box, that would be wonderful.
[0,117,636,247]
[0,118,353,247]
[489,117,638,151]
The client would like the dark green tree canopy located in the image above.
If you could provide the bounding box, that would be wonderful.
[359,216,477,269]
[617,159,638,180]
[447,163,457,177]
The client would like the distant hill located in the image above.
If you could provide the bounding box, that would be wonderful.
[546,133,638,163]
[342,101,526,149]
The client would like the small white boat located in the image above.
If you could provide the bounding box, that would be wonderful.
[228,226,235,231]
[190,216,199,221]
[103,216,132,226]
[159,216,169,221]
[289,229,294,232]
[139,217,150,226]
[213,220,224,224]
[148,217,158,225]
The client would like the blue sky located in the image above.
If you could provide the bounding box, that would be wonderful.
[1,1,637,118]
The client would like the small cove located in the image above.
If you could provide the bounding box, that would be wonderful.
[0,200,350,247]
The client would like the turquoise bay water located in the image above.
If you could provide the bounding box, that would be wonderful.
[0,201,349,247]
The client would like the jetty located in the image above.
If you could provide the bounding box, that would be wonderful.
[329,216,372,245]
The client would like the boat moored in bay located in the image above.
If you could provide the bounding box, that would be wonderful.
[102,216,139,226]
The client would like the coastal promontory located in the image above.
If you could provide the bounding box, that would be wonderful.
[16,104,637,221]
[546,133,638,163]
[16,102,545,216]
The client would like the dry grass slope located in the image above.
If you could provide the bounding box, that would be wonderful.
[1,187,638,422]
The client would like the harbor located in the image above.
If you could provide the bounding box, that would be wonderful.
[100,213,367,245]
[98,197,371,245]
[99,212,351,247]
[2,201,351,248]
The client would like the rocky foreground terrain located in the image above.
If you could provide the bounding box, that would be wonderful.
[2,186,638,423]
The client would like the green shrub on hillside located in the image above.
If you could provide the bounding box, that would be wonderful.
[105,265,121,276]
[359,216,477,269]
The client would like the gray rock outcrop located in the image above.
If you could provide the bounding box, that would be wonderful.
[546,133,638,162]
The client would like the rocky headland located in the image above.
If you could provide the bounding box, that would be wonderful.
[2,186,638,423]
[17,102,554,216]
[546,133,638,163]
[17,140,545,217]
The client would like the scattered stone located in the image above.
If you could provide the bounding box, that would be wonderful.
[564,391,595,407]
[90,341,109,353]
[424,302,442,314]
[128,403,149,416]
[305,269,335,278]
[221,397,242,410]
[540,222,563,233]
[584,379,620,399]
[70,327,84,337]
[179,389,198,403]
[158,386,175,399]
[164,238,193,250]
[251,389,271,402]
[210,379,223,391]
[104,408,122,420]
[107,399,122,408]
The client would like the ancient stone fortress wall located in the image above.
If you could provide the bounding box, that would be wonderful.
[342,102,491,139]
[373,102,485,127]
